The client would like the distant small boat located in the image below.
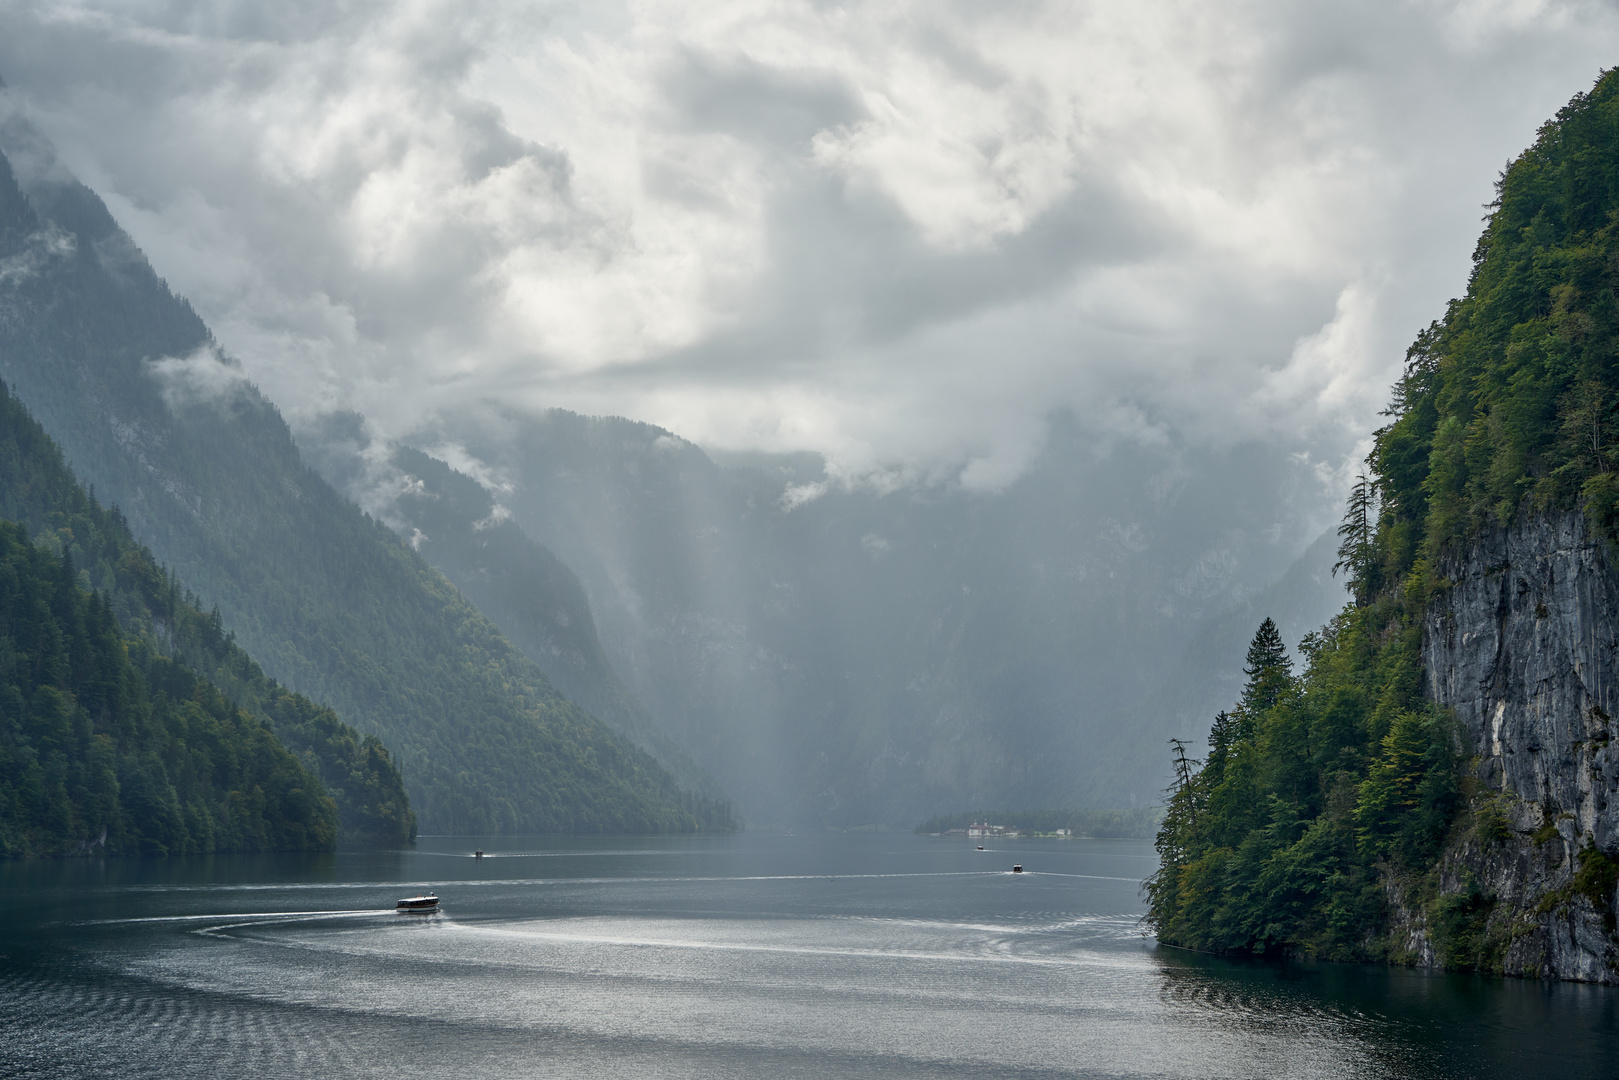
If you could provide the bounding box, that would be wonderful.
[397,893,439,911]
[976,846,984,850]
[1011,865,1023,874]
[474,849,484,858]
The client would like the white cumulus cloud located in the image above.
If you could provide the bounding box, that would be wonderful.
[0,0,1614,509]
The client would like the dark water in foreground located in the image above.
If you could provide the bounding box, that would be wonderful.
[0,834,1614,1079]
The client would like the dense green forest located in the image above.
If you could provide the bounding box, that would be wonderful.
[0,380,413,845]
[0,519,336,857]
[1147,70,1619,964]
[915,807,1162,838]
[0,132,735,835]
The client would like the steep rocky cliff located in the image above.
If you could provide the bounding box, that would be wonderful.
[1147,72,1619,978]
[1419,510,1619,982]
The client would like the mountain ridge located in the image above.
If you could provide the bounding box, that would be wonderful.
[0,100,734,835]
[0,375,415,845]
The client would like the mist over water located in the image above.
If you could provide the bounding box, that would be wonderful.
[325,407,1350,827]
[2,835,1613,1078]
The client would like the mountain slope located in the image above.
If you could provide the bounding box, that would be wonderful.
[382,406,1343,827]
[0,515,338,858]
[0,378,413,845]
[0,107,733,834]
[299,422,722,798]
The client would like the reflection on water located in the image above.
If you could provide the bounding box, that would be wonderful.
[0,834,1614,1078]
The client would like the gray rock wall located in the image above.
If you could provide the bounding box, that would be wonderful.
[1421,510,1619,981]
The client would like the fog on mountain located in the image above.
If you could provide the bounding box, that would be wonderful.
[302,403,1347,827]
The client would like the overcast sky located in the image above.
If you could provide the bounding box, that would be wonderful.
[1,0,1617,496]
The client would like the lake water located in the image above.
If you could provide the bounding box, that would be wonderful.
[1,833,1615,1078]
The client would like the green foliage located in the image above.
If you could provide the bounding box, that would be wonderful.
[1147,610,1461,959]
[1369,69,1619,559]
[1355,708,1461,866]
[0,521,337,856]
[1573,842,1619,930]
[1427,874,1502,971]
[1241,618,1293,715]
[1475,798,1513,847]
[0,379,413,846]
[1333,475,1380,605]
[1150,71,1619,965]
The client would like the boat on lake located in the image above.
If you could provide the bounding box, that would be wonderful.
[397,893,439,911]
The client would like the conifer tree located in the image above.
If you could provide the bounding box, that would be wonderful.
[1332,474,1377,606]
[1240,618,1292,715]
[1202,709,1240,786]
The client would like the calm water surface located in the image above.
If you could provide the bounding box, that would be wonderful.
[0,833,1614,1078]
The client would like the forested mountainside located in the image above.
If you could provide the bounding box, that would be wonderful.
[0,380,412,845]
[300,420,719,797]
[359,407,1342,828]
[0,115,734,835]
[0,515,336,857]
[1150,71,1619,981]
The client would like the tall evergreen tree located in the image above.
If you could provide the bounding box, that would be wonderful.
[1332,474,1378,606]
[1202,709,1240,786]
[1240,617,1293,715]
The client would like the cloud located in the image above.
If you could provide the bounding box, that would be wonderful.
[0,0,1615,515]
[780,479,829,511]
[473,503,512,530]
[145,343,252,409]
[0,222,73,286]
[419,440,512,494]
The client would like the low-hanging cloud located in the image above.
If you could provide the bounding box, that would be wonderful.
[0,222,73,287]
[0,0,1615,511]
[145,343,253,410]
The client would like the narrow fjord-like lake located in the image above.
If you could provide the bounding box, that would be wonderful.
[1,833,1614,1078]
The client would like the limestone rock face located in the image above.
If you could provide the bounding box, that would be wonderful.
[1421,510,1619,982]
